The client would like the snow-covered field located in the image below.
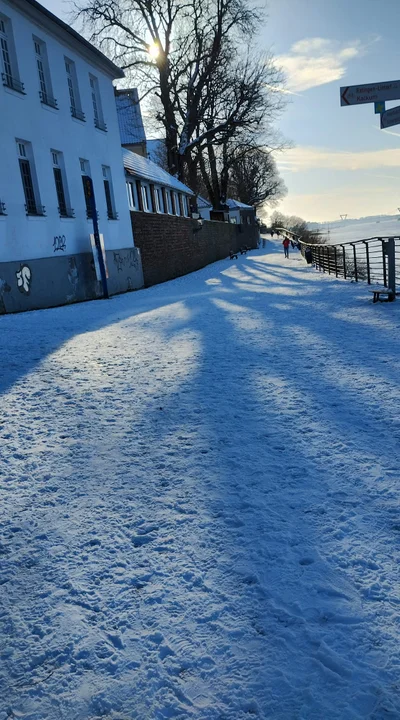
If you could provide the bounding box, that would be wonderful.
[1,239,400,719]
[317,217,400,245]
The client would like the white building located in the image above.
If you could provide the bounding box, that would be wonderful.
[196,195,212,221]
[226,198,256,225]
[0,0,143,313]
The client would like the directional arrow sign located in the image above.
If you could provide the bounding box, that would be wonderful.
[381,105,400,129]
[340,80,400,106]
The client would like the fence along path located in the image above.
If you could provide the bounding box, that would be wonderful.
[296,235,400,295]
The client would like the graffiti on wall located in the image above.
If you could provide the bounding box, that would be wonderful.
[53,235,66,252]
[16,264,32,295]
[113,249,139,273]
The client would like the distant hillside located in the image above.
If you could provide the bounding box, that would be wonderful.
[308,215,400,245]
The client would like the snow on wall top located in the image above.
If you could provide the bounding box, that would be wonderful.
[123,148,194,195]
[226,198,254,210]
[116,89,146,145]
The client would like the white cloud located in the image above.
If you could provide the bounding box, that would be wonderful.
[278,145,400,172]
[278,37,362,92]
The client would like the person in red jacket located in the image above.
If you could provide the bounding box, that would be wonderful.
[282,237,290,258]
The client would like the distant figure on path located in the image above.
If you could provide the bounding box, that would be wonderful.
[283,237,290,259]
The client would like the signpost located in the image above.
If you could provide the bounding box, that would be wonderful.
[340,80,400,106]
[380,105,400,129]
[83,175,109,299]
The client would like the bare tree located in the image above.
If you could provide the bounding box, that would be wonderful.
[228,149,287,209]
[75,0,286,192]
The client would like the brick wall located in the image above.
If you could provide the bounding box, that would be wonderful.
[130,212,259,287]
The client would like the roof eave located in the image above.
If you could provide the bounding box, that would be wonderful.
[14,0,124,79]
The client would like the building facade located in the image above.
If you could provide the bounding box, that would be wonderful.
[0,0,143,314]
[123,149,194,218]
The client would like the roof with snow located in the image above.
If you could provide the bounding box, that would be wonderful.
[197,195,212,209]
[115,89,146,145]
[226,198,254,210]
[122,148,194,195]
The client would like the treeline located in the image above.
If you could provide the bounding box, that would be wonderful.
[269,211,325,244]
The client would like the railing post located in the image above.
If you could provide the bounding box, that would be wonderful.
[363,241,371,284]
[334,246,338,276]
[380,238,387,287]
[327,246,331,274]
[352,243,358,282]
[342,245,346,279]
[387,237,396,297]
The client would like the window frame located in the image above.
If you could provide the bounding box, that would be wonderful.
[126,180,139,211]
[89,74,107,131]
[102,165,118,220]
[154,186,164,213]
[52,150,73,218]
[33,36,57,108]
[80,159,93,219]
[140,182,152,213]
[17,140,45,216]
[165,189,173,215]
[65,57,84,121]
[0,14,24,93]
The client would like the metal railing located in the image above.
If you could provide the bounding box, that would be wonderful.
[2,72,25,94]
[298,236,399,295]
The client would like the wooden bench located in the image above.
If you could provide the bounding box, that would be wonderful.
[229,250,238,260]
[369,288,395,303]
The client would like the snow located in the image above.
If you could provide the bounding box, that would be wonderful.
[1,237,400,719]
[315,217,400,245]
[226,199,254,210]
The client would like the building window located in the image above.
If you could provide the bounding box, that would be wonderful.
[34,37,57,108]
[0,16,24,93]
[154,187,164,213]
[126,181,138,211]
[141,183,151,212]
[165,189,173,214]
[17,140,45,216]
[65,58,84,121]
[102,166,118,220]
[183,196,190,217]
[173,192,181,216]
[89,74,106,131]
[52,150,73,218]
[80,159,93,218]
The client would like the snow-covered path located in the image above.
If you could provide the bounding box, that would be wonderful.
[1,239,400,720]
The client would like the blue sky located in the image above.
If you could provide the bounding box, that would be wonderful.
[43,0,400,221]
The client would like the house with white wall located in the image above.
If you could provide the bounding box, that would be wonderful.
[0,0,143,314]
[226,198,256,225]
